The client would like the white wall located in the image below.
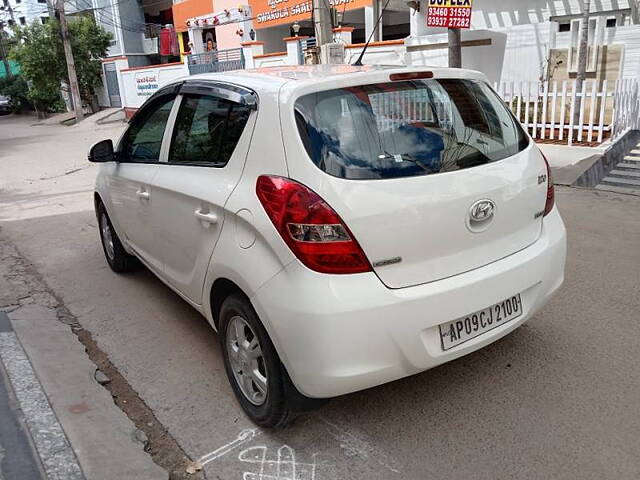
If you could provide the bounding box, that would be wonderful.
[120,63,189,109]
[406,30,509,84]
[254,54,289,67]
[554,23,640,79]
[471,0,631,29]
[344,44,406,65]
[408,0,637,83]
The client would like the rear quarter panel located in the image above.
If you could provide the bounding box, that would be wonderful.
[202,85,296,329]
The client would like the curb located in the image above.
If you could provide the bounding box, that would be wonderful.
[0,311,85,480]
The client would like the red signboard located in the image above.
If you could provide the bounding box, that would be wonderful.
[427,0,473,29]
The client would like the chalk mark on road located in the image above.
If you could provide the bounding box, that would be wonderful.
[196,428,262,467]
[239,445,317,480]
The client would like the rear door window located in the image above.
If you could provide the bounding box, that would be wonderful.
[168,94,252,167]
[119,95,175,162]
[294,79,529,180]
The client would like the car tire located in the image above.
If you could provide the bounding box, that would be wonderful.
[219,294,298,428]
[97,202,136,273]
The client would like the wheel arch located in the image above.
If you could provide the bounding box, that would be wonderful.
[209,277,249,331]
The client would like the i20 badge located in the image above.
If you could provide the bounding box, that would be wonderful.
[467,199,496,233]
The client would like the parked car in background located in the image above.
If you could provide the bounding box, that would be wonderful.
[88,65,567,427]
[0,95,12,115]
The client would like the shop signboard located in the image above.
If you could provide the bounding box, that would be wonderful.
[426,0,473,29]
[135,72,159,97]
[249,0,371,29]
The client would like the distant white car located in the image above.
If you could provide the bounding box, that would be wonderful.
[0,95,12,115]
[89,66,566,427]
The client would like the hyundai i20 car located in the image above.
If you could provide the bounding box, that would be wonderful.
[89,66,567,427]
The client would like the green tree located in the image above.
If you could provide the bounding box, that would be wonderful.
[10,22,62,114]
[10,15,111,115]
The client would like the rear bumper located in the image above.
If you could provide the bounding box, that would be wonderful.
[251,206,567,398]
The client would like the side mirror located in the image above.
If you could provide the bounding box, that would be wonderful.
[88,139,115,163]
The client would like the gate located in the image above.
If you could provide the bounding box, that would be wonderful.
[186,48,245,75]
[104,62,122,108]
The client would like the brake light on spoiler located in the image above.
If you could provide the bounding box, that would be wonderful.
[389,71,434,81]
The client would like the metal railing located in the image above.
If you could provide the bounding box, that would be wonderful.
[186,48,245,75]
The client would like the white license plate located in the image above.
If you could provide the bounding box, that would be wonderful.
[439,294,523,351]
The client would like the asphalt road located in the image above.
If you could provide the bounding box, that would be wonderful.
[1,113,639,480]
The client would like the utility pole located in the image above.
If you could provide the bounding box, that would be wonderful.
[573,0,591,134]
[55,0,84,123]
[313,0,333,48]
[448,28,461,68]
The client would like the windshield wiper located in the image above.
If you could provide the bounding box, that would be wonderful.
[378,151,434,173]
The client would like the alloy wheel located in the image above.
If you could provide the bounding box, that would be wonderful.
[226,315,268,406]
[100,213,115,262]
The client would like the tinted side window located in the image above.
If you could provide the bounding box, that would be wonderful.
[168,95,251,166]
[120,96,175,162]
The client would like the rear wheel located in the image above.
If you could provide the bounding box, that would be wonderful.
[220,295,294,427]
[97,203,136,273]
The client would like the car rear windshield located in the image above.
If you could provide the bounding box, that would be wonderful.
[294,79,529,180]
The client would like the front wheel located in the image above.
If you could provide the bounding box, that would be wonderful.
[97,203,136,273]
[220,295,297,427]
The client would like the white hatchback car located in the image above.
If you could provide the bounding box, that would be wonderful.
[90,66,566,427]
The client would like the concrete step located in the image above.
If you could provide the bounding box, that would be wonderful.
[600,176,640,187]
[617,163,640,170]
[624,156,640,162]
[595,184,640,196]
[609,169,640,178]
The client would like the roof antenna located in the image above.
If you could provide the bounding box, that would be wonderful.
[353,0,392,66]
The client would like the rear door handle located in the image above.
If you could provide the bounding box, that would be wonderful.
[194,209,218,226]
[136,189,150,200]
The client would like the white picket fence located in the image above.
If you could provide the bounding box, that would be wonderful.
[495,79,640,146]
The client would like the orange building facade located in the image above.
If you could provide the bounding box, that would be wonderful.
[172,0,410,55]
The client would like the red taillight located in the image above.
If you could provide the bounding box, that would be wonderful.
[256,175,372,274]
[541,151,555,216]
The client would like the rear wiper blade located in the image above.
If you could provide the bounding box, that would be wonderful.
[378,151,434,173]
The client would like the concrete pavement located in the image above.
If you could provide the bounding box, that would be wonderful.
[1,112,639,479]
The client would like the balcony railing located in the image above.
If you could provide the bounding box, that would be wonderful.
[186,48,245,75]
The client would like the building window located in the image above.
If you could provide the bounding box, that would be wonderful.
[606,18,616,28]
[41,16,48,24]
[19,16,25,25]
[2,0,8,7]
[558,22,571,32]
[37,0,46,3]
[8,19,14,26]
[15,0,21,4]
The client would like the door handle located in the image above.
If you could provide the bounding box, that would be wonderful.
[194,209,218,226]
[136,189,150,200]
